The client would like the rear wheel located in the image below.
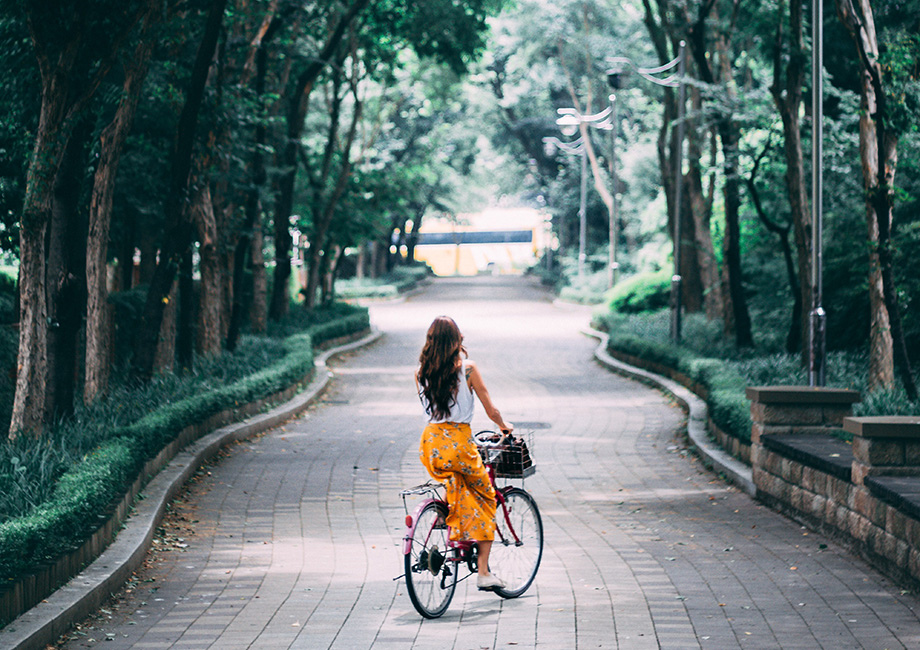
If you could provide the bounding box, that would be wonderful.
[404,501,457,618]
[490,488,543,598]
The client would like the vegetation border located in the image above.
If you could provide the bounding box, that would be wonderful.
[0,323,379,649]
[585,327,755,496]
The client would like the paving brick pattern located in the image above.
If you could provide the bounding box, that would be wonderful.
[59,276,920,649]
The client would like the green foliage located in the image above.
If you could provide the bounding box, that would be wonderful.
[0,306,369,584]
[605,269,671,314]
[601,315,753,443]
[878,31,920,136]
[558,269,609,305]
[335,266,430,300]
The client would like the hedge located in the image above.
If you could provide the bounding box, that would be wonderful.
[605,330,752,444]
[0,310,369,584]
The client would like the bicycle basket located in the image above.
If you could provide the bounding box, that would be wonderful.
[478,431,535,478]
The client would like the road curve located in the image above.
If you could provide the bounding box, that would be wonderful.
[59,276,920,649]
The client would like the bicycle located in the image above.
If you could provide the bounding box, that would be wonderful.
[398,430,543,619]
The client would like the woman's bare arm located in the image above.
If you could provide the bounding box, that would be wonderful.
[467,361,513,432]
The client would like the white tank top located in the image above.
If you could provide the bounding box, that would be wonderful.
[419,360,475,424]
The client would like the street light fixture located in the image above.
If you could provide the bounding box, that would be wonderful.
[606,41,687,343]
[556,98,620,288]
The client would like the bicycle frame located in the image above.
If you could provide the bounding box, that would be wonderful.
[402,479,521,560]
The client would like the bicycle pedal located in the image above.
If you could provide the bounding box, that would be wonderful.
[428,546,445,575]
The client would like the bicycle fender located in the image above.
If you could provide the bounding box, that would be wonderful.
[403,497,438,556]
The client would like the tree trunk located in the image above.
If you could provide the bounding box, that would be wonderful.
[133,0,227,381]
[154,282,177,374]
[47,120,89,422]
[768,0,812,358]
[642,0,717,319]
[85,23,155,402]
[250,226,267,333]
[686,4,753,348]
[10,1,144,436]
[686,108,721,319]
[303,82,362,309]
[192,181,223,355]
[10,86,69,437]
[835,0,906,394]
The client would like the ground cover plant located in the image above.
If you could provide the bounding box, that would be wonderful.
[333,264,431,301]
[0,303,369,590]
[593,307,920,447]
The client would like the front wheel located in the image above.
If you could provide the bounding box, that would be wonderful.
[490,488,543,598]
[404,501,457,618]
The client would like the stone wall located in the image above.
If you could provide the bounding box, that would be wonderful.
[747,386,920,588]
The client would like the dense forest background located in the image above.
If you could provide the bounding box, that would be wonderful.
[0,0,918,438]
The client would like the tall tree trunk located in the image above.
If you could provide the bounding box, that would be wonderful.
[685,100,722,319]
[47,120,89,422]
[85,17,156,402]
[836,0,915,399]
[303,119,361,308]
[11,0,149,436]
[133,0,227,381]
[228,17,273,345]
[746,139,802,353]
[250,226,267,333]
[643,0,718,318]
[10,78,70,437]
[154,282,177,374]
[192,181,223,355]
[686,1,753,348]
[769,0,812,358]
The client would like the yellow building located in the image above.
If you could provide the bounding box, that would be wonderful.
[413,207,551,276]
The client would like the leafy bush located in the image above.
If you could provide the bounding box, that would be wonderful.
[558,270,609,305]
[333,265,430,300]
[605,268,671,314]
[600,309,753,443]
[598,307,920,448]
[0,305,369,584]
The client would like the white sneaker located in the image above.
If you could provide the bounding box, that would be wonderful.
[477,573,505,591]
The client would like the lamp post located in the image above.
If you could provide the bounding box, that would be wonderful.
[557,98,619,288]
[543,133,587,278]
[607,41,687,343]
[809,0,827,386]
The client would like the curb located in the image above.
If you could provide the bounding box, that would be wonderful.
[0,329,383,650]
[584,328,755,496]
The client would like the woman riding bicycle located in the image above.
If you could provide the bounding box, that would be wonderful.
[415,316,513,592]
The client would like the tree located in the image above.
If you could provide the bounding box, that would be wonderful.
[10,0,150,437]
[684,0,754,348]
[267,0,370,320]
[84,0,160,402]
[835,0,918,399]
[766,0,811,356]
[132,0,228,381]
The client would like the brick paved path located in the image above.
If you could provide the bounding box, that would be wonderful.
[59,276,920,649]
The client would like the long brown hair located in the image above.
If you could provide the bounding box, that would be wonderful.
[418,316,467,420]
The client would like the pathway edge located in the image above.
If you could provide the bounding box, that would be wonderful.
[584,327,755,497]
[0,329,383,650]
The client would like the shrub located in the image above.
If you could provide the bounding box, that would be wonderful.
[0,305,369,585]
[606,268,671,314]
[559,270,610,305]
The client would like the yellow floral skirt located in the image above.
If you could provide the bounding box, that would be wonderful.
[419,422,496,542]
